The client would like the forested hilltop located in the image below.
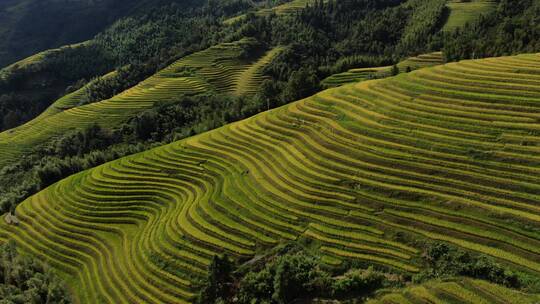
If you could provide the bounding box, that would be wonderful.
[0,0,538,303]
[0,0,214,68]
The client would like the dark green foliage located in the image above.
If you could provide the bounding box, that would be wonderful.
[414,243,529,289]
[91,3,239,68]
[332,267,386,298]
[280,67,321,102]
[194,243,540,304]
[216,247,394,304]
[79,61,159,106]
[238,252,332,304]
[0,241,71,304]
[0,44,112,132]
[271,253,332,303]
[444,0,540,61]
[243,0,409,79]
[0,1,243,132]
[391,65,400,76]
[234,243,540,303]
[239,0,448,104]
[197,255,236,304]
[319,55,393,77]
[397,0,447,54]
[0,0,210,68]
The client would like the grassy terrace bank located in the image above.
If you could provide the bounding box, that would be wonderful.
[321,52,444,88]
[1,53,540,303]
[443,0,497,32]
[364,277,540,304]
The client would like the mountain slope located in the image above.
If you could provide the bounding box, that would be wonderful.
[0,39,280,168]
[223,0,316,25]
[0,0,204,68]
[1,53,540,303]
[321,51,444,88]
[0,41,112,132]
[443,0,497,32]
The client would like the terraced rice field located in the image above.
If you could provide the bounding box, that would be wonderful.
[233,47,284,95]
[443,0,497,32]
[1,53,540,303]
[223,0,314,25]
[37,71,119,120]
[161,38,281,96]
[366,278,540,304]
[321,67,389,89]
[0,39,281,168]
[397,52,444,71]
[322,52,444,88]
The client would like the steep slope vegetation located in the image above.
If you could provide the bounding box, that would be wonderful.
[223,0,316,25]
[0,0,206,68]
[0,42,112,132]
[0,0,459,133]
[1,53,539,303]
[366,278,540,304]
[0,39,281,168]
[443,0,539,60]
[321,52,444,88]
[443,0,497,32]
[0,0,254,132]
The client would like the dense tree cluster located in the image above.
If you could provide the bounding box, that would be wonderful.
[197,247,393,304]
[195,242,540,304]
[230,0,448,105]
[397,0,447,54]
[0,0,212,68]
[77,61,160,106]
[0,43,114,131]
[197,255,236,304]
[414,243,525,288]
[444,0,540,61]
[0,242,71,304]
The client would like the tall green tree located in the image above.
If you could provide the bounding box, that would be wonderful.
[197,254,235,304]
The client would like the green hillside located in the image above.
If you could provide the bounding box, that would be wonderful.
[0,42,86,81]
[0,0,208,68]
[223,0,315,25]
[366,278,540,304]
[0,0,261,132]
[0,41,110,132]
[443,0,497,32]
[1,53,539,303]
[0,39,281,168]
[321,67,388,89]
[321,52,444,88]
